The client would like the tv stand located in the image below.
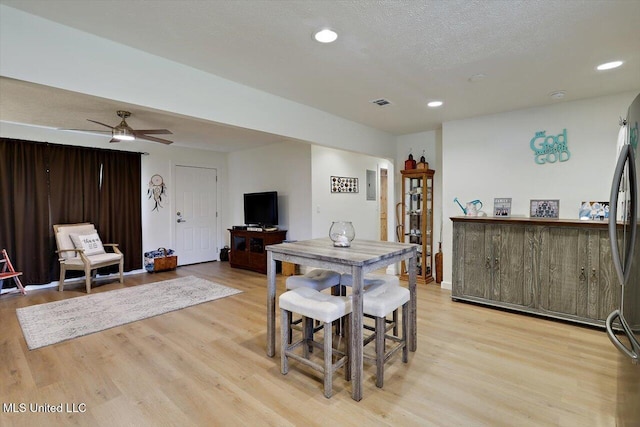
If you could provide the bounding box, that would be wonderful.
[228,228,287,274]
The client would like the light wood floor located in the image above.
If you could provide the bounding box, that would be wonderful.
[1,262,638,427]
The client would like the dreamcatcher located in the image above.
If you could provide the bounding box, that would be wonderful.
[147,174,167,211]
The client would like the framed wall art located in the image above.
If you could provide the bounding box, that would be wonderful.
[530,199,559,218]
[331,176,359,193]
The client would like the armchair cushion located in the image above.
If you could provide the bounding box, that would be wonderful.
[63,252,122,267]
[71,232,106,256]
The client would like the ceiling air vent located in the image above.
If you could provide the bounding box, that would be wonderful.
[371,98,392,107]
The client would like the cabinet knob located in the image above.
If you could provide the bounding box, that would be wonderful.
[494,258,499,271]
[591,268,597,280]
[579,267,586,281]
[486,257,492,269]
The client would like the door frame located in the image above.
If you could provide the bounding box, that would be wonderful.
[379,167,388,241]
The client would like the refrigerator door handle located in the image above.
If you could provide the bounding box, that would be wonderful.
[628,145,638,264]
[608,144,637,285]
[606,310,639,364]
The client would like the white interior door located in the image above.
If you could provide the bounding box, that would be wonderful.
[175,165,218,265]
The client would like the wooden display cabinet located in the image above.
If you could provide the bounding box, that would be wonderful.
[400,168,435,284]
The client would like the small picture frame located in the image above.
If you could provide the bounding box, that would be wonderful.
[530,199,560,218]
[331,176,359,193]
[493,198,512,216]
[579,201,609,220]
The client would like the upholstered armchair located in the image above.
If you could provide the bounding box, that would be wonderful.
[54,223,124,293]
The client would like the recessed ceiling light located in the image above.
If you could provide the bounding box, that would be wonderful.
[550,90,566,100]
[427,100,443,108]
[596,61,623,71]
[314,28,338,43]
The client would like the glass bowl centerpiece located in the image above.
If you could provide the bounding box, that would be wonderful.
[329,221,355,247]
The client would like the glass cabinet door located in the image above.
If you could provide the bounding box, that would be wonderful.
[401,168,434,284]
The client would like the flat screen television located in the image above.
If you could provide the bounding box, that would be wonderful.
[244,191,278,226]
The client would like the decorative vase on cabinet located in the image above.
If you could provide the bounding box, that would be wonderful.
[400,168,435,284]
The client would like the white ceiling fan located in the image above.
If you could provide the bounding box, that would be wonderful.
[66,110,173,144]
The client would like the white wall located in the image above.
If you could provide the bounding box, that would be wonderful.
[440,91,639,289]
[227,141,312,241]
[228,143,395,246]
[310,146,395,243]
[142,144,228,257]
[0,5,395,159]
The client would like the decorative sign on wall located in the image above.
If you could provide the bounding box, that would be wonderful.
[331,176,359,193]
[530,129,571,164]
[147,174,167,211]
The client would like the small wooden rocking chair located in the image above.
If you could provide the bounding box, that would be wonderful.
[0,249,26,295]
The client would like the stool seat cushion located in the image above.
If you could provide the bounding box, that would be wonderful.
[280,287,352,323]
[363,285,410,318]
[286,269,341,291]
[340,273,399,288]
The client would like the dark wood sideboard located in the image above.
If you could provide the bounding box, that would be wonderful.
[228,229,287,274]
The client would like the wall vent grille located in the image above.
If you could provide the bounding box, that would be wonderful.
[371,98,392,106]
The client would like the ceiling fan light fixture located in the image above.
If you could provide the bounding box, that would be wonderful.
[113,127,135,141]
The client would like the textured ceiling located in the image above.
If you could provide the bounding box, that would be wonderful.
[1,0,639,150]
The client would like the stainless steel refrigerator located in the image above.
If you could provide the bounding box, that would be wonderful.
[607,92,640,364]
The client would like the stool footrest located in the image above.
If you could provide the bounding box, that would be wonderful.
[284,350,348,374]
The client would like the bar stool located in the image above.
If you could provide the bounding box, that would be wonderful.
[362,283,409,388]
[286,269,341,341]
[339,272,400,290]
[341,273,400,334]
[286,268,341,291]
[279,287,352,398]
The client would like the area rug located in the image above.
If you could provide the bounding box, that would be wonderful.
[16,276,242,350]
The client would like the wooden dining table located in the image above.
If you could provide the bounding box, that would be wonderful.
[266,237,418,401]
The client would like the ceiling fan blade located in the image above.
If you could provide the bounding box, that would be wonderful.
[132,129,173,135]
[109,138,120,143]
[59,128,112,133]
[137,134,173,145]
[87,119,115,129]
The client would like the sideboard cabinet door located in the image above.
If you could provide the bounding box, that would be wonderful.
[453,222,531,306]
[538,227,619,322]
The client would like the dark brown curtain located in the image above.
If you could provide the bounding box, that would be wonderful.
[0,138,142,286]
[97,149,142,272]
[0,139,51,284]
[48,144,102,225]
